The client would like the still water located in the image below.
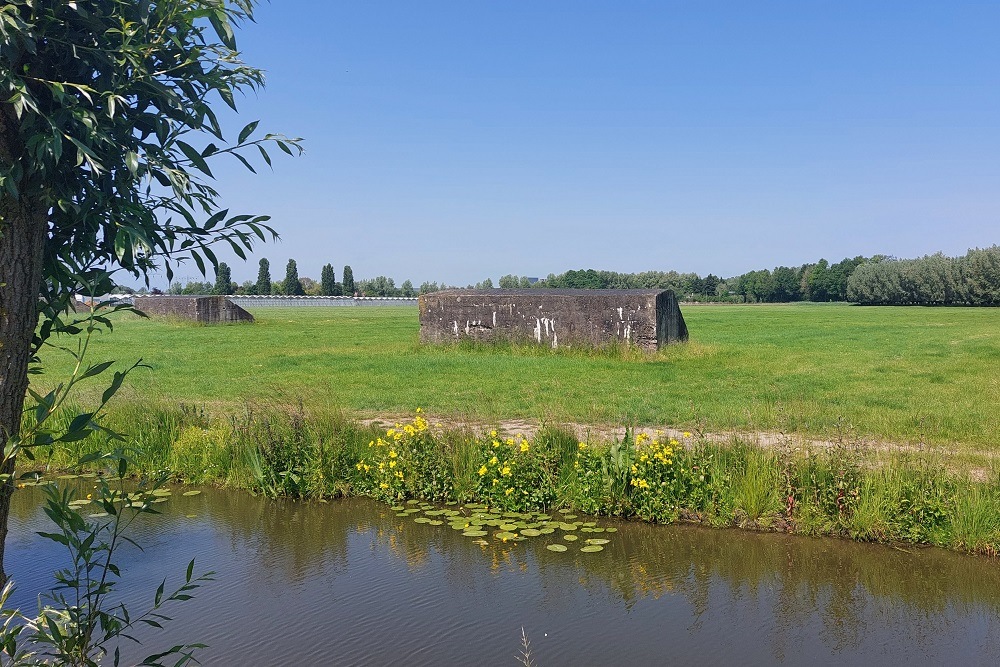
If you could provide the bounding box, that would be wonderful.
[8,487,1000,666]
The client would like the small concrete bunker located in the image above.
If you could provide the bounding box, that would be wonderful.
[419,289,687,351]
[133,295,255,324]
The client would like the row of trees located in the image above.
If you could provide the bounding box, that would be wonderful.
[515,256,868,303]
[164,248,1000,305]
[847,247,1000,305]
[169,259,358,296]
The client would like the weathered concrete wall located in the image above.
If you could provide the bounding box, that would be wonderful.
[418,289,687,351]
[133,296,254,324]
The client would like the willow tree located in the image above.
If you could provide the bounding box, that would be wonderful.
[0,0,300,583]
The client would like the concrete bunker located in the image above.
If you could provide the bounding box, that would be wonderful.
[418,289,687,351]
[133,295,255,324]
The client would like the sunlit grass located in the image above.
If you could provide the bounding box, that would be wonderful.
[34,303,1000,450]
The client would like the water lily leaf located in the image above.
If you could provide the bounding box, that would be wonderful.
[580,545,604,553]
[463,530,488,537]
[473,539,490,545]
[563,534,579,542]
[413,517,431,524]
[538,528,556,535]
[499,523,519,531]
[585,538,610,545]
[559,523,578,531]
[562,514,578,520]
[582,521,597,527]
[520,528,542,537]
[182,490,202,497]
[397,512,411,517]
[496,531,518,540]
[604,527,618,533]
[57,474,79,480]
[546,544,568,552]
[151,489,172,497]
[390,505,406,511]
[88,512,109,518]
[428,520,444,526]
[406,499,421,505]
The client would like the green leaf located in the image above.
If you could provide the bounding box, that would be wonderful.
[238,120,259,144]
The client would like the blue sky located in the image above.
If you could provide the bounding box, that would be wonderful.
[169,1,1000,287]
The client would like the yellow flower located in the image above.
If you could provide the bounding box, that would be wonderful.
[636,433,649,445]
[578,442,587,450]
[501,466,512,476]
[490,429,498,438]
[683,431,692,438]
[389,460,397,468]
[669,439,679,446]
[389,450,398,458]
[416,407,422,413]
[490,456,499,465]
[519,442,529,453]
[379,482,389,489]
[395,471,404,479]
[505,487,514,496]
[478,465,488,476]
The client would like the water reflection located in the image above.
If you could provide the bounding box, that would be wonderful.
[8,485,1000,665]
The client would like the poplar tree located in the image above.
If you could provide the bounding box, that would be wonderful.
[283,259,305,296]
[256,258,272,295]
[342,265,356,295]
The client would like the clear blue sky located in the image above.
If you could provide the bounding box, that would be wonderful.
[168,1,1000,288]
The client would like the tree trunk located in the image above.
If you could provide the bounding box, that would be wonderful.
[0,106,48,586]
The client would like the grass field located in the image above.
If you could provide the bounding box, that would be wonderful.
[34,303,1000,451]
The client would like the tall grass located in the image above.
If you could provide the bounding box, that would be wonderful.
[25,403,1000,557]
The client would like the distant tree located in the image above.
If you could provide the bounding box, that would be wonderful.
[519,276,533,288]
[400,280,416,297]
[300,277,320,295]
[359,275,397,296]
[419,281,441,294]
[320,264,337,295]
[475,278,494,289]
[214,262,233,295]
[343,265,356,295]
[498,274,519,289]
[283,259,305,295]
[256,258,272,296]
[769,266,800,302]
[238,280,257,295]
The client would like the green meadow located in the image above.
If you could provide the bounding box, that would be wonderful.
[35,303,1000,452]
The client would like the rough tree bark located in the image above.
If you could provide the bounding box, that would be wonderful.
[0,103,48,586]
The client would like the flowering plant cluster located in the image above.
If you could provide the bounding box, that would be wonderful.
[354,410,453,502]
[472,431,556,511]
[572,431,714,521]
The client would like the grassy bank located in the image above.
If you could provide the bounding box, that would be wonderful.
[25,404,1000,557]
[33,304,1000,451]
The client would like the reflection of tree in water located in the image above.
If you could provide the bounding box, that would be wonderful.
[14,485,1000,661]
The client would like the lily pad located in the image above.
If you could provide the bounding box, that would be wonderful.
[472,539,490,545]
[406,499,421,505]
[88,512,109,518]
[496,531,518,540]
[559,523,578,531]
[462,530,488,537]
[520,528,542,537]
[604,527,618,533]
[151,489,173,497]
[563,534,579,542]
[413,517,431,524]
[585,538,610,545]
[580,545,604,553]
[546,544,568,552]
[562,514,578,520]
[582,521,597,527]
[428,520,444,526]
[390,505,406,511]
[397,512,411,517]
[538,528,556,535]
[181,490,202,497]
[56,474,79,480]
[499,523,519,531]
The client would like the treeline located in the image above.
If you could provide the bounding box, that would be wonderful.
[847,247,1000,306]
[519,256,868,303]
[159,246,1000,305]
